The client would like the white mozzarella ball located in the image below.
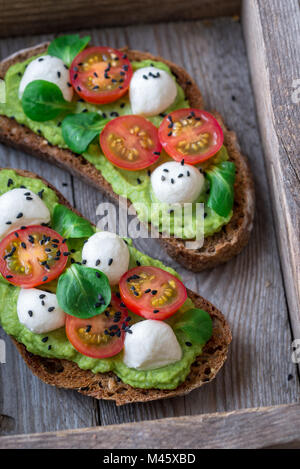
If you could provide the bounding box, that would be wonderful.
[0,188,50,239]
[19,55,73,102]
[151,161,205,204]
[130,66,177,117]
[17,289,66,334]
[123,319,182,370]
[82,231,130,286]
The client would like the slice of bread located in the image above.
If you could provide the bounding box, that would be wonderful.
[0,43,255,272]
[0,168,232,405]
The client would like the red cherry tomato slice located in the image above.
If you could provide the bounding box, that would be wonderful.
[119,266,187,320]
[0,226,69,288]
[158,109,224,164]
[70,47,133,104]
[100,115,162,170]
[66,294,129,359]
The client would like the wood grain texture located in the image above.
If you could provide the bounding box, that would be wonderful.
[242,0,300,346]
[0,17,299,435]
[0,0,241,38]
[1,403,300,449]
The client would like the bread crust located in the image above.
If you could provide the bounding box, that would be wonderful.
[0,43,254,272]
[0,168,232,405]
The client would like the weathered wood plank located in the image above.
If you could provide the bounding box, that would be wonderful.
[1,403,300,449]
[242,0,300,347]
[0,0,241,38]
[73,20,300,426]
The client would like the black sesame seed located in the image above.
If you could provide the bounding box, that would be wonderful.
[144,288,151,293]
[63,252,71,256]
[136,260,141,266]
[7,178,13,187]
[181,159,185,166]
[57,71,61,78]
[86,325,92,333]
[48,345,52,350]
[42,337,48,343]
[178,173,184,178]
[171,178,175,184]
[163,168,169,172]
[161,176,166,181]
[110,111,119,117]
[151,290,158,295]
[21,242,26,249]
[16,212,23,219]
[185,341,192,347]
[5,275,13,279]
[39,294,46,299]
[48,307,55,312]
[38,189,44,199]
[82,259,87,265]
[143,75,148,80]
[120,102,125,108]
[137,178,142,184]
[96,272,100,278]
[108,258,113,266]
[168,131,172,136]
[28,310,33,317]
[77,86,81,92]
[95,259,101,266]
[153,309,160,314]
[42,276,48,282]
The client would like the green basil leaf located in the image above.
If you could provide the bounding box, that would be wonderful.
[62,112,109,153]
[21,80,74,122]
[52,204,94,239]
[48,34,91,67]
[206,161,236,217]
[57,264,111,319]
[175,308,213,345]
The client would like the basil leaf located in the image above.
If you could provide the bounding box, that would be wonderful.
[48,34,91,67]
[21,80,74,122]
[57,264,111,319]
[175,308,213,345]
[52,204,94,239]
[206,161,236,217]
[62,112,109,153]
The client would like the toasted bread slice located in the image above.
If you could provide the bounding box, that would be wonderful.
[0,43,255,272]
[0,168,232,405]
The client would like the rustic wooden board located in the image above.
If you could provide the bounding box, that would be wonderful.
[0,16,299,436]
[242,0,300,352]
[0,0,241,38]
[1,403,300,449]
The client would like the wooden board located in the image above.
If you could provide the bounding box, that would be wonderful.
[1,403,300,449]
[242,0,300,352]
[0,0,241,38]
[0,16,299,437]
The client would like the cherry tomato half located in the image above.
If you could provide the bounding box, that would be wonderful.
[66,294,129,359]
[100,115,162,170]
[70,46,133,104]
[0,226,69,288]
[119,266,187,320]
[158,109,224,164]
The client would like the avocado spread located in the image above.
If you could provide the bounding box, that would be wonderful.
[0,169,208,389]
[0,56,232,240]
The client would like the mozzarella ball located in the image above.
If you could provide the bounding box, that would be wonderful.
[82,231,130,286]
[0,188,50,239]
[19,55,73,102]
[123,319,182,370]
[17,289,66,334]
[130,66,177,117]
[151,161,205,204]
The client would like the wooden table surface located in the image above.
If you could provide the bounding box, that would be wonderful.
[0,14,299,437]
